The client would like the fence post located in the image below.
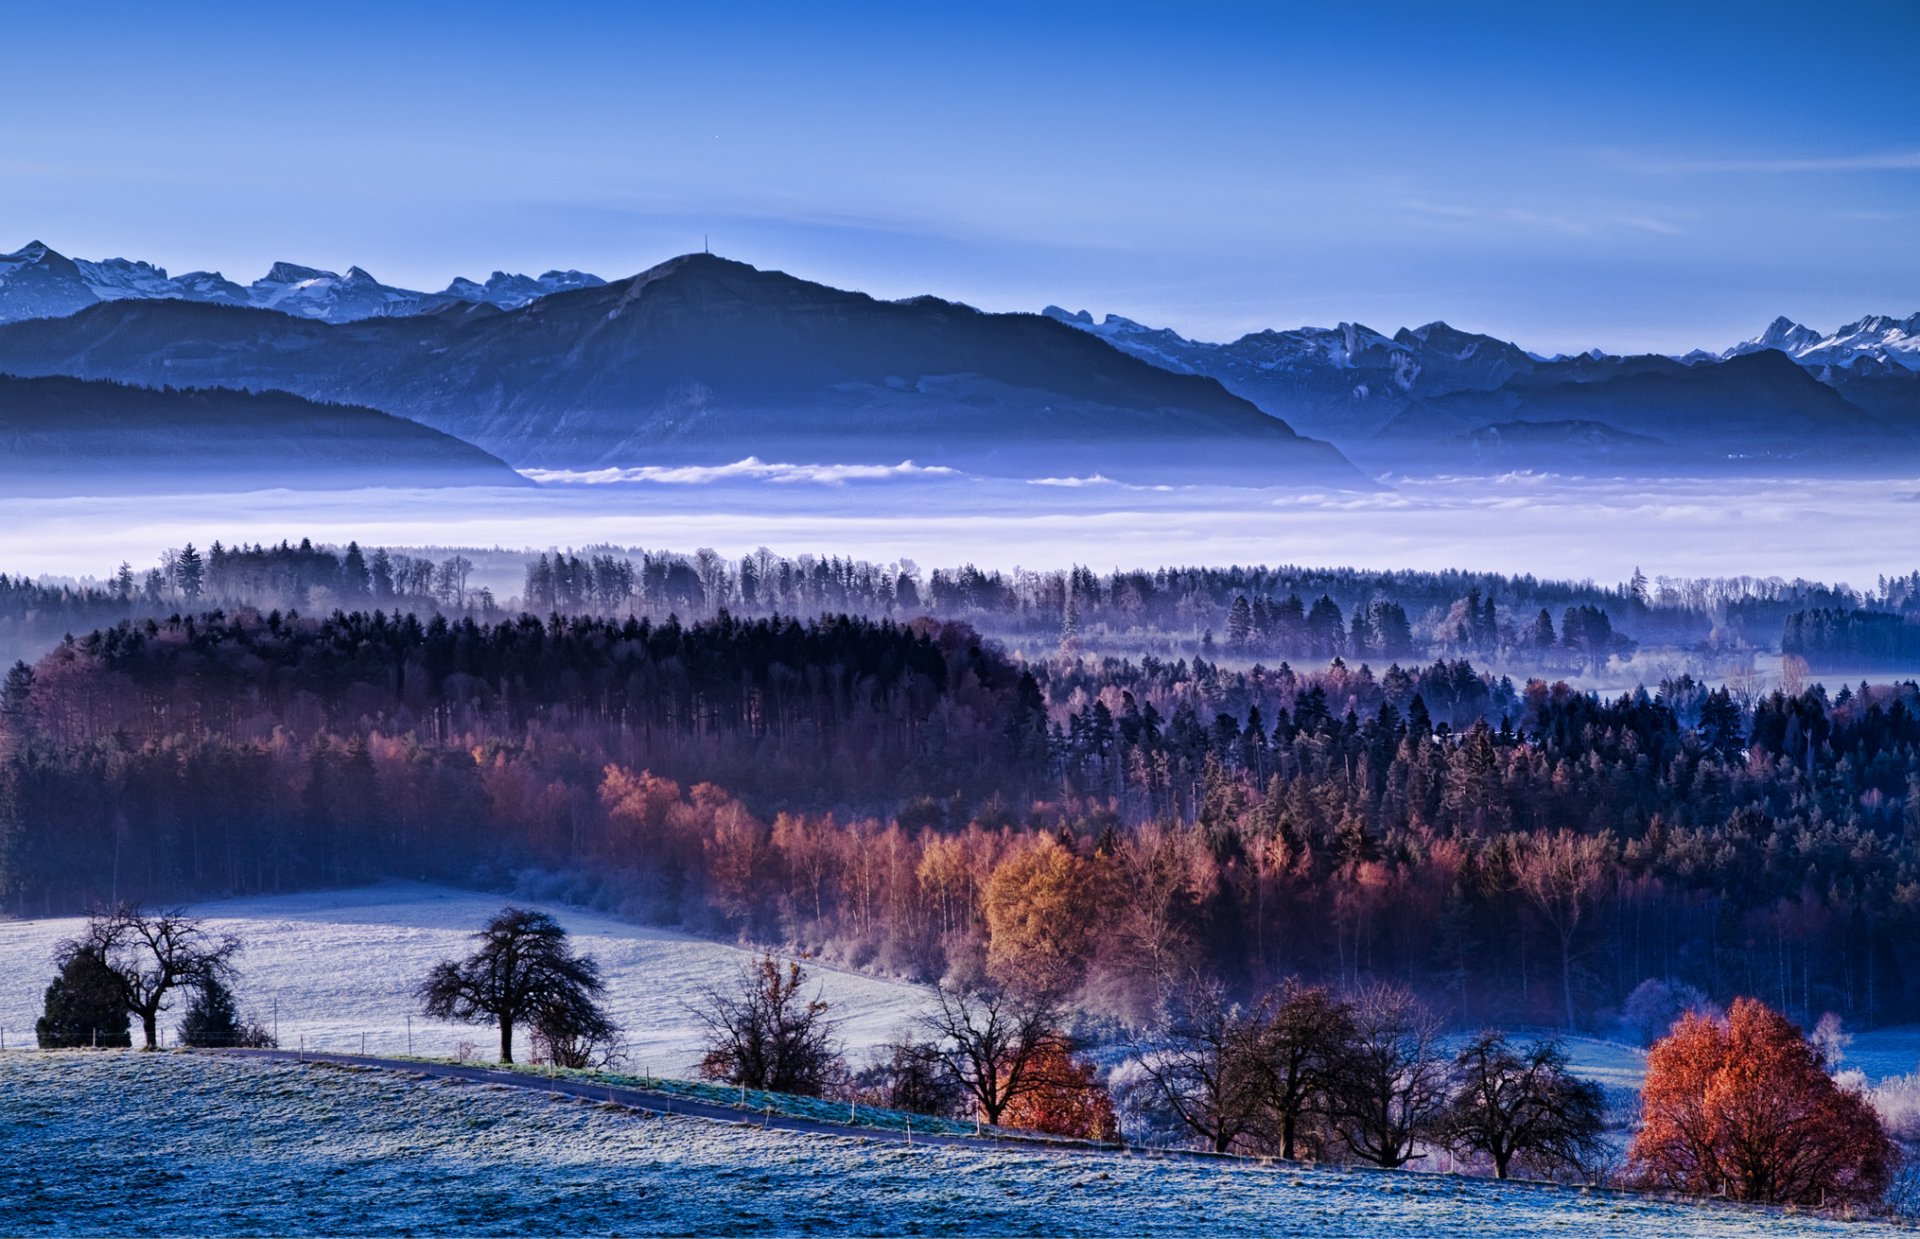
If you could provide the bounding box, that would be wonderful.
[906,1115,913,1147]
[406,1015,412,1056]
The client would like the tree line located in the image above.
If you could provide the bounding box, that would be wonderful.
[11,538,1919,678]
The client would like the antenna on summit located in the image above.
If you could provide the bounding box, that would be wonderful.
[703,234,710,255]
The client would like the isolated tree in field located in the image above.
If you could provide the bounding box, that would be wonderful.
[1131,978,1268,1153]
[918,983,1060,1126]
[999,1034,1119,1141]
[1254,980,1357,1161]
[1630,998,1894,1207]
[530,986,622,1069]
[693,954,842,1096]
[1438,1032,1605,1180]
[419,907,609,1065]
[1326,983,1448,1168]
[63,906,240,1049]
[35,945,132,1048]
[177,975,274,1049]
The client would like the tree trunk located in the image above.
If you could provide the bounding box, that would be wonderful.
[1282,1112,1297,1161]
[499,1015,514,1064]
[141,1009,158,1050]
[1561,932,1576,1030]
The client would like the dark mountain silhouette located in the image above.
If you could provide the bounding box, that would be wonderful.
[1368,350,1916,472]
[0,374,527,494]
[0,254,1363,483]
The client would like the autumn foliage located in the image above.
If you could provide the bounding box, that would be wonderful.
[997,1034,1119,1141]
[1630,997,1896,1207]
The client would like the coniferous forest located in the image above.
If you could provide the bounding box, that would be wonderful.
[4,540,1919,1037]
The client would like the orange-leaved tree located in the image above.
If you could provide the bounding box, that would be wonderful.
[998,1034,1119,1142]
[1630,997,1894,1207]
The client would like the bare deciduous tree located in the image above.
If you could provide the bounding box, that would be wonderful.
[693,954,843,1096]
[1513,830,1611,1030]
[419,906,610,1065]
[1438,1031,1606,1179]
[918,983,1059,1126]
[1130,976,1268,1153]
[70,905,240,1050]
[1326,983,1448,1168]
[1254,979,1357,1161]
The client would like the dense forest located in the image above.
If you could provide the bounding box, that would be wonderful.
[5,538,1919,674]
[3,602,1918,1038]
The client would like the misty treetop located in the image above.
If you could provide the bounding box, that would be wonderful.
[6,539,1918,676]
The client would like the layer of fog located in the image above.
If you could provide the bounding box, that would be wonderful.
[2,466,1916,593]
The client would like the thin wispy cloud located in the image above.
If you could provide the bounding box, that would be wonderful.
[1639,150,1920,174]
[522,458,962,486]
[1402,199,1680,238]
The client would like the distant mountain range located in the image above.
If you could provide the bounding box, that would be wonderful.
[0,253,1359,483]
[0,240,605,325]
[0,238,1914,484]
[1044,305,1920,472]
[0,374,526,493]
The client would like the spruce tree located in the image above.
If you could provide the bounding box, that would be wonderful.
[37,949,132,1048]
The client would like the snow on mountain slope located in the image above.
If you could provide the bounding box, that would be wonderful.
[0,241,606,325]
[2,1052,1904,1237]
[1723,312,1920,371]
[0,880,929,1071]
[443,268,609,308]
[1043,306,1535,440]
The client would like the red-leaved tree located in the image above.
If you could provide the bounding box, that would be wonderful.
[1630,997,1895,1207]
[998,1034,1119,1141]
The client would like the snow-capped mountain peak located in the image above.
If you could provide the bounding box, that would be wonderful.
[258,261,336,286]
[1721,311,1920,371]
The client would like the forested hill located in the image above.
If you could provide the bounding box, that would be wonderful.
[0,374,526,493]
[4,608,1919,1033]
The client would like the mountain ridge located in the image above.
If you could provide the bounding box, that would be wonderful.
[0,240,607,325]
[0,253,1365,484]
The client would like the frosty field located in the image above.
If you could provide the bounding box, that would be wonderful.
[0,881,930,1071]
[1,1052,1902,1238]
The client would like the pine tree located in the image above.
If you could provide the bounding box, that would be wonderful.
[177,976,244,1047]
[173,543,205,601]
[1225,595,1253,650]
[36,949,132,1048]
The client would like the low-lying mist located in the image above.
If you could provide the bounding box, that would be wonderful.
[3,466,1915,589]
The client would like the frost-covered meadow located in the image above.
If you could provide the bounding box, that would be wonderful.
[1,1052,1904,1238]
[0,881,931,1071]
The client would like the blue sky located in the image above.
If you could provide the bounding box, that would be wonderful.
[3,1,1915,353]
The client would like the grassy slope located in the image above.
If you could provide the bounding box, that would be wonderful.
[0,1052,1900,1238]
[0,881,931,1072]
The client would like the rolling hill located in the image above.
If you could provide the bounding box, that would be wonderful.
[0,374,527,494]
